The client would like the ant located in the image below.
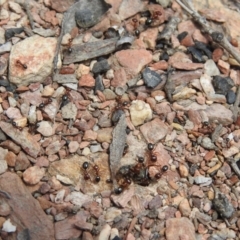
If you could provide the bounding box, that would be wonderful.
[11,120,22,131]
[60,88,71,109]
[16,60,27,70]
[82,161,91,181]
[39,98,52,109]
[153,165,168,179]
[130,156,145,175]
[131,18,140,36]
[114,177,132,194]
[67,38,73,53]
[28,122,39,135]
[92,164,101,183]
[147,143,158,162]
[145,11,162,26]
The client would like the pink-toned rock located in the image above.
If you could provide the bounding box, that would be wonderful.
[23,166,45,185]
[0,122,41,158]
[44,10,59,26]
[68,141,79,153]
[15,151,30,171]
[199,8,226,23]
[5,107,22,119]
[180,34,194,47]
[45,141,62,155]
[196,96,205,105]
[83,201,103,218]
[169,51,190,65]
[217,59,230,75]
[192,29,208,44]
[149,61,168,71]
[118,0,147,20]
[50,0,75,13]
[179,199,191,217]
[178,20,196,35]
[139,27,158,49]
[83,129,98,141]
[172,62,204,70]
[111,185,135,208]
[0,140,21,154]
[0,172,54,239]
[110,68,127,87]
[5,151,16,167]
[140,118,169,143]
[82,231,94,240]
[115,49,152,77]
[55,211,89,239]
[212,48,223,62]
[165,217,195,240]
[35,156,49,167]
[79,74,95,87]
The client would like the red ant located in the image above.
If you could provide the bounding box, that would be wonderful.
[151,165,168,180]
[147,143,159,162]
[112,96,130,125]
[114,177,132,194]
[11,119,23,131]
[39,98,52,109]
[92,164,101,183]
[16,60,27,70]
[67,38,73,53]
[152,11,162,20]
[82,161,91,181]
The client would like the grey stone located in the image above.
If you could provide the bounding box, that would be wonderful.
[142,67,162,88]
[212,76,234,95]
[92,59,110,74]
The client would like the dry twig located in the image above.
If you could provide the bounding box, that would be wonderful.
[175,0,240,64]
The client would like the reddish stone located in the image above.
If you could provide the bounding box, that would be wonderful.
[35,156,49,167]
[149,61,168,71]
[212,48,223,62]
[204,150,215,161]
[180,34,194,47]
[111,68,127,87]
[15,151,30,171]
[0,140,21,154]
[44,10,59,26]
[115,49,152,77]
[79,74,95,87]
[217,59,230,75]
[5,151,16,167]
[172,62,204,70]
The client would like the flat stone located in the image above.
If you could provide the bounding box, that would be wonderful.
[204,59,220,76]
[105,207,122,222]
[0,172,54,239]
[226,90,236,104]
[0,122,40,158]
[98,224,111,240]
[61,102,77,120]
[179,198,191,217]
[205,103,233,126]
[23,166,45,185]
[129,100,152,126]
[140,27,158,49]
[165,217,195,240]
[0,160,7,175]
[111,186,134,208]
[79,74,95,87]
[172,87,196,100]
[212,76,234,95]
[92,59,110,74]
[50,0,75,13]
[140,118,169,143]
[142,67,162,88]
[114,49,152,78]
[65,191,92,207]
[9,35,58,86]
[172,61,204,70]
[96,127,113,143]
[37,121,54,137]
[118,0,146,20]
[54,211,89,239]
[68,141,79,153]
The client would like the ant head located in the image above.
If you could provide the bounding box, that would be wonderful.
[148,143,154,151]
[114,187,123,194]
[137,156,144,163]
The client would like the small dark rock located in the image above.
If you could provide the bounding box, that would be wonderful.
[212,192,234,218]
[163,206,177,220]
[177,31,188,42]
[75,9,99,28]
[94,75,105,93]
[212,76,234,95]
[112,109,124,125]
[160,52,169,61]
[112,236,122,240]
[17,229,30,240]
[194,41,212,59]
[92,59,110,75]
[192,197,202,209]
[0,78,10,87]
[147,209,158,219]
[155,43,165,50]
[142,67,162,88]
[226,90,236,104]
[188,46,203,63]
[5,27,24,41]
[104,27,119,39]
